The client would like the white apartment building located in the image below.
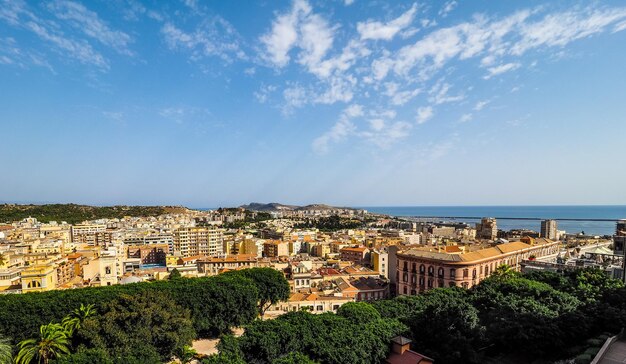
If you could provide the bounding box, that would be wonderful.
[173,227,224,257]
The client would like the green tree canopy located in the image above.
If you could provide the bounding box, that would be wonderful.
[76,291,195,361]
[336,302,381,325]
[224,268,290,316]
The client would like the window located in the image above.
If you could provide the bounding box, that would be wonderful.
[463,269,469,278]
[412,263,417,273]
[419,277,425,286]
[403,262,408,271]
[316,305,323,311]
[105,266,111,275]
[472,268,477,278]
[403,286,407,294]
[428,266,434,276]
[450,268,456,279]
[438,267,444,277]
[403,273,408,282]
[428,279,433,288]
[419,264,425,274]
[411,274,417,284]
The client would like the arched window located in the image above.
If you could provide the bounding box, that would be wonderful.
[419,264,425,274]
[428,266,434,276]
[412,263,417,273]
[438,267,444,277]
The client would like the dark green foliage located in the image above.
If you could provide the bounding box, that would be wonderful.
[50,347,113,364]
[336,302,381,325]
[202,335,246,364]
[294,215,364,231]
[523,268,624,303]
[237,310,406,364]
[168,268,182,280]
[272,352,319,364]
[403,288,483,364]
[76,291,195,361]
[0,204,186,224]
[470,275,580,358]
[0,274,259,344]
[224,268,291,316]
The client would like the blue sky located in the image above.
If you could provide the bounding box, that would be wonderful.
[1,0,626,207]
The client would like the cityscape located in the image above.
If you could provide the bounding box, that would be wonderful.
[2,0,626,364]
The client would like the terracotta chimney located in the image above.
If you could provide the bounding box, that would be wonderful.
[391,336,412,355]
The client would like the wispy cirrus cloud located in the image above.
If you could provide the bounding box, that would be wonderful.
[313,104,363,154]
[47,0,133,56]
[161,16,246,63]
[0,0,135,70]
[357,3,418,41]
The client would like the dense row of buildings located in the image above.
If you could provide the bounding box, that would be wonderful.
[1,210,624,317]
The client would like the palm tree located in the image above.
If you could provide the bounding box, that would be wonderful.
[15,323,70,364]
[0,335,12,364]
[61,304,95,336]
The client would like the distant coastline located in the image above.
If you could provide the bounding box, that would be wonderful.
[358,205,626,236]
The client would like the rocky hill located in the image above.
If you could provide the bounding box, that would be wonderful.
[240,202,353,212]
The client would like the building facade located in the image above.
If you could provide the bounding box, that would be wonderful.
[396,238,559,296]
[173,227,224,257]
[541,219,558,240]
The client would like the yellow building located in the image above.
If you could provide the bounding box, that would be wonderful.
[21,264,57,292]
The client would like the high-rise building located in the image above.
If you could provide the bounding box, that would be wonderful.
[540,219,558,240]
[476,218,497,240]
[173,227,224,257]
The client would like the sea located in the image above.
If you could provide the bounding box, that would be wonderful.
[359,206,626,236]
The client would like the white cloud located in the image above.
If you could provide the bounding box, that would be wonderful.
[459,113,473,122]
[369,118,385,131]
[429,81,464,105]
[483,62,520,79]
[344,0,354,5]
[384,82,421,105]
[357,3,418,41]
[314,75,356,104]
[159,106,211,125]
[360,120,412,148]
[282,84,309,113]
[48,0,133,56]
[439,1,457,18]
[474,100,490,111]
[373,6,626,81]
[313,104,363,154]
[416,106,434,124]
[254,84,277,103]
[161,17,245,62]
[259,0,312,68]
[25,20,109,68]
[0,1,110,69]
[511,7,626,55]
[297,12,336,73]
